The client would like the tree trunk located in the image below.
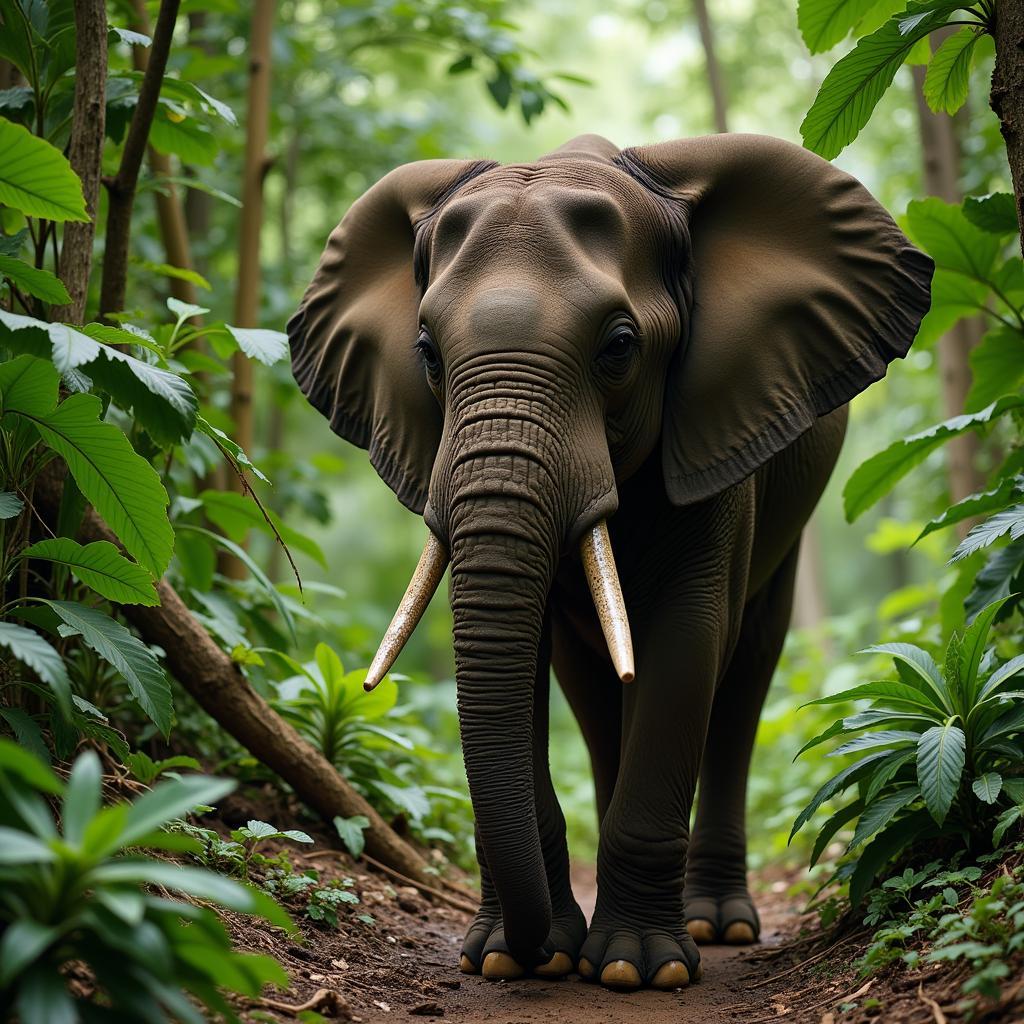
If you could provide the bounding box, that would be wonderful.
[912,56,985,525]
[991,0,1024,252]
[99,0,181,320]
[692,0,728,133]
[224,0,275,579]
[52,0,107,324]
[791,519,829,631]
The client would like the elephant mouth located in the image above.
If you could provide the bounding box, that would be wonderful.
[362,518,634,692]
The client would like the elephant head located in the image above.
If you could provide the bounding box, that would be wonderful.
[288,133,932,961]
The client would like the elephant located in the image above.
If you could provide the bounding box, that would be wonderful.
[288,133,933,992]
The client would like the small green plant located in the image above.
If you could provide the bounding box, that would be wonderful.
[231,819,314,875]
[125,751,203,784]
[305,879,362,928]
[0,740,292,1023]
[792,597,1024,902]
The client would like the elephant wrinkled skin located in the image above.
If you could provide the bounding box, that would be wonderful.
[288,133,934,992]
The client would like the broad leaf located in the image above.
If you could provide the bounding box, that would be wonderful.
[972,772,1002,804]
[148,108,217,165]
[28,393,173,575]
[0,921,59,989]
[829,730,920,757]
[905,197,1001,283]
[801,678,939,711]
[0,622,72,719]
[117,775,236,850]
[860,642,948,709]
[0,115,88,221]
[63,750,102,846]
[917,723,966,825]
[0,351,58,416]
[0,827,56,864]
[800,4,963,159]
[957,597,1007,704]
[978,653,1024,701]
[0,255,70,304]
[951,504,1024,562]
[23,538,159,605]
[333,814,371,858]
[809,799,864,867]
[843,396,1024,522]
[797,0,880,53]
[966,328,1024,413]
[848,785,920,851]
[790,750,893,840]
[914,269,987,348]
[47,600,172,736]
[0,490,24,518]
[922,27,981,114]
[963,192,1020,235]
[919,475,1024,541]
[225,325,289,366]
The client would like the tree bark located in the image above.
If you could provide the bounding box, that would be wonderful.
[52,0,107,325]
[991,0,1024,252]
[224,0,275,579]
[912,57,985,524]
[692,0,728,133]
[33,472,443,891]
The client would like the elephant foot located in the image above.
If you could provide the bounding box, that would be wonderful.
[578,921,702,992]
[459,901,587,981]
[684,892,760,946]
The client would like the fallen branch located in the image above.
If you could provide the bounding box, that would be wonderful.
[254,988,349,1018]
[35,472,437,888]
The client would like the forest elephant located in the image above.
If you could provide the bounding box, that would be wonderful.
[288,133,933,992]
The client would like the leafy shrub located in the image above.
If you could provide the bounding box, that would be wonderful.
[793,598,1024,903]
[0,740,292,1023]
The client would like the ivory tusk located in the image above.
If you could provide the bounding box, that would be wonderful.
[364,532,449,692]
[580,521,635,683]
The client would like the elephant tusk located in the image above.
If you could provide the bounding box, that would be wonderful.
[364,532,449,692]
[580,520,635,683]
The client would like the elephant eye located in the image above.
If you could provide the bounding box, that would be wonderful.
[597,322,638,372]
[415,327,442,381]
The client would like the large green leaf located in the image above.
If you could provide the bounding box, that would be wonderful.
[148,108,217,165]
[978,653,1024,701]
[0,622,72,719]
[0,255,70,304]
[848,784,920,851]
[965,538,1024,622]
[918,475,1024,541]
[47,600,172,736]
[972,772,1002,804]
[860,642,948,709]
[957,597,1008,705]
[801,678,940,712]
[951,504,1024,562]
[922,27,981,114]
[905,197,1001,283]
[965,328,1024,413]
[0,921,59,989]
[963,192,1021,236]
[224,325,289,366]
[116,775,235,850]
[25,393,173,575]
[790,749,894,840]
[0,115,88,221]
[849,808,935,905]
[0,352,58,417]
[917,723,966,825]
[63,749,102,846]
[797,0,881,53]
[843,395,1024,522]
[809,799,864,867]
[23,538,159,606]
[0,490,24,518]
[915,269,988,348]
[800,4,963,159]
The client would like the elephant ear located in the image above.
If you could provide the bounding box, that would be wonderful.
[288,158,497,513]
[621,134,934,506]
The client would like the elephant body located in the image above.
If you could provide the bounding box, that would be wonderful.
[290,133,933,991]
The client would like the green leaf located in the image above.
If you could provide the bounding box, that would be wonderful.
[0,490,23,518]
[0,622,72,719]
[29,393,173,575]
[136,259,211,291]
[860,642,948,709]
[830,730,920,757]
[849,785,920,851]
[966,538,1024,621]
[0,921,58,989]
[978,653,1024,701]
[195,415,269,482]
[963,192,1021,235]
[843,396,1024,521]
[801,678,940,711]
[972,771,1002,804]
[915,269,988,348]
[167,296,210,321]
[0,826,56,863]
[63,749,102,846]
[0,351,58,416]
[14,965,78,1024]
[864,747,917,804]
[0,737,62,793]
[0,255,70,304]
[333,814,371,858]
[922,27,981,114]
[958,597,1007,704]
[800,4,962,159]
[46,600,172,736]
[809,799,863,866]
[224,325,289,366]
[919,475,1024,542]
[790,750,894,840]
[109,26,151,46]
[966,329,1024,414]
[797,0,881,53]
[952,504,1024,562]
[148,108,217,165]
[117,775,236,850]
[849,809,934,905]
[23,538,158,605]
[905,196,1001,282]
[0,115,88,221]
[917,723,966,825]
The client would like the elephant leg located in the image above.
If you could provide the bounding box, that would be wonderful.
[551,606,622,824]
[685,544,799,947]
[461,610,587,980]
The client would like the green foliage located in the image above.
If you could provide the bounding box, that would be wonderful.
[0,115,88,221]
[0,740,291,1023]
[794,602,1024,902]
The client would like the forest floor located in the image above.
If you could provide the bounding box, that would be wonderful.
[210,793,1023,1024]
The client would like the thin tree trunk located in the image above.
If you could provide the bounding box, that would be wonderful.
[224,0,275,579]
[52,0,107,324]
[912,57,985,525]
[791,519,829,631]
[991,0,1024,252]
[99,0,181,319]
[183,10,213,272]
[692,0,728,133]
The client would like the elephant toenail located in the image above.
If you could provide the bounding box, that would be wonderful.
[651,961,690,990]
[459,954,477,974]
[482,951,525,979]
[600,960,642,989]
[686,919,717,944]
[695,962,704,982]
[578,957,596,979]
[723,922,756,945]
[534,952,574,977]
